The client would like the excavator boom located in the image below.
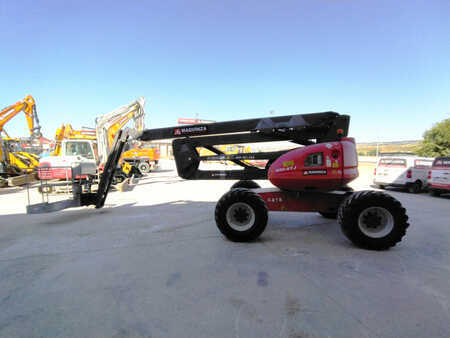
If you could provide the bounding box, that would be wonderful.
[95,97,145,164]
[1,95,42,182]
[0,95,41,138]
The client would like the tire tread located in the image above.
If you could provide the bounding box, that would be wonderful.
[215,188,268,242]
[338,190,409,250]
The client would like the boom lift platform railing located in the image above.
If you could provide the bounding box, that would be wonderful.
[27,164,97,213]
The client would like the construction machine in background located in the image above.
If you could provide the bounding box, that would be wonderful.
[0,95,42,186]
[2,137,40,171]
[95,96,159,174]
[120,144,160,173]
[38,124,98,181]
[38,97,155,185]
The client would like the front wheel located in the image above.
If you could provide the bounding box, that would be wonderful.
[338,191,409,250]
[215,188,268,242]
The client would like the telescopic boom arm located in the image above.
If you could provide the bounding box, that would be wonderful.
[92,111,349,208]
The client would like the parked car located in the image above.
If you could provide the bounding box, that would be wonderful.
[428,156,450,196]
[373,156,434,193]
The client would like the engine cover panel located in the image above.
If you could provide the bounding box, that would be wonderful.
[268,139,358,191]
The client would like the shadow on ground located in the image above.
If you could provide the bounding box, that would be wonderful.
[0,199,345,250]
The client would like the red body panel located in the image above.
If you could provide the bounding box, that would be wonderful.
[268,138,358,192]
[430,183,450,190]
[257,188,349,213]
[38,162,72,180]
[37,162,87,180]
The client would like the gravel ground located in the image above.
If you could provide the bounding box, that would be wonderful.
[0,160,449,338]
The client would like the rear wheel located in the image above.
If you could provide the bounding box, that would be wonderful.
[407,181,422,194]
[138,162,151,174]
[215,188,268,242]
[338,191,409,250]
[230,180,261,190]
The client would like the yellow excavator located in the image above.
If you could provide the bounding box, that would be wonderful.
[39,97,150,184]
[96,97,159,174]
[0,95,42,186]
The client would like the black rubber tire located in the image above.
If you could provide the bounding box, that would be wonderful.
[338,190,409,250]
[318,211,338,219]
[215,188,268,242]
[407,181,422,194]
[138,162,151,174]
[230,180,261,190]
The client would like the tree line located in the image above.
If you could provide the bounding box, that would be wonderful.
[417,118,450,157]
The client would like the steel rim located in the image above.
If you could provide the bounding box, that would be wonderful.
[139,163,150,171]
[226,202,256,231]
[358,206,394,238]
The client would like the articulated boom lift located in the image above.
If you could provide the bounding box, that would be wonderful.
[30,111,410,250]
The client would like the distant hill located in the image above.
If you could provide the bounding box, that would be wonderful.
[356,140,420,156]
[357,140,421,146]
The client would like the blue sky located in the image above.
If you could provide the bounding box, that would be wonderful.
[1,0,449,142]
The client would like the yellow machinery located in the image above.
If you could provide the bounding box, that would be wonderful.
[51,124,97,157]
[38,124,98,180]
[2,137,40,171]
[0,95,42,184]
[96,97,145,164]
[40,97,150,183]
[96,97,158,173]
[120,144,160,173]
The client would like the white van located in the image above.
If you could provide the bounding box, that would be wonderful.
[373,156,434,193]
[428,156,450,196]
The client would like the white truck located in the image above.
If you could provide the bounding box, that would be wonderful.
[428,156,450,196]
[38,138,98,180]
[373,155,434,193]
